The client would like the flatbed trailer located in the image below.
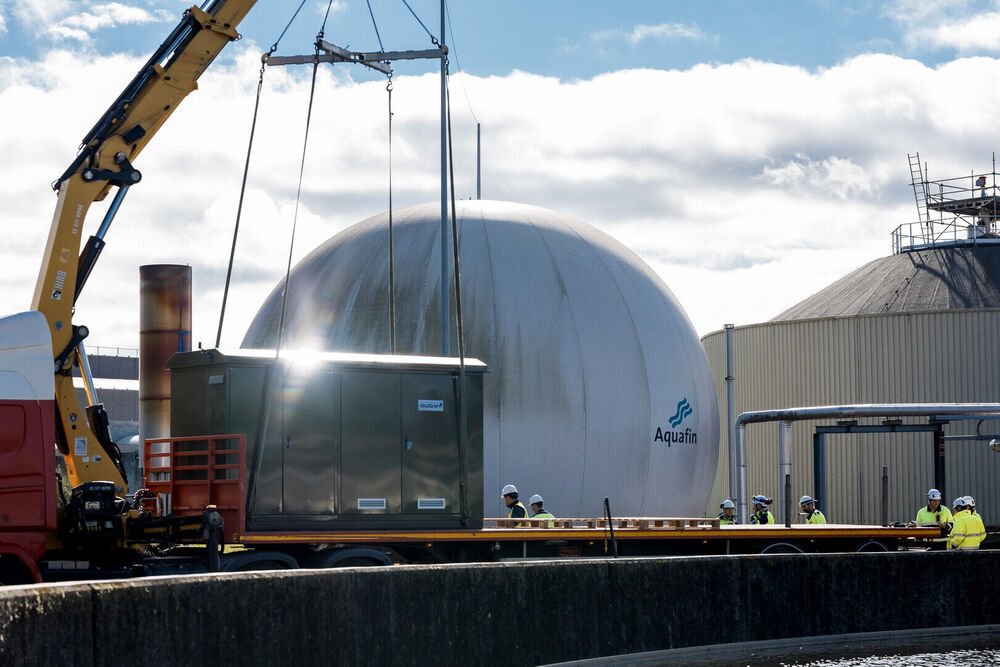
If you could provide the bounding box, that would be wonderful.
[31,520,942,582]
[135,434,941,568]
[232,521,940,564]
[22,435,941,583]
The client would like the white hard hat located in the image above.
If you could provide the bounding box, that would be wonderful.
[927,489,942,500]
[953,497,965,509]
[720,499,736,509]
[964,495,976,507]
[752,495,770,506]
[529,494,543,505]
[501,484,517,496]
[799,495,815,505]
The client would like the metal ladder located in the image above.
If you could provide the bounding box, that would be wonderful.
[908,152,930,223]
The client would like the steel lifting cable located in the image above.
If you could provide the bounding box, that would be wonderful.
[444,60,471,523]
[368,0,395,353]
[387,75,396,353]
[400,0,440,44]
[319,0,337,39]
[276,55,323,355]
[276,0,337,351]
[216,0,309,348]
[367,0,385,51]
[444,1,478,125]
[248,4,330,515]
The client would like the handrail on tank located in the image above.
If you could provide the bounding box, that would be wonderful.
[894,160,1000,254]
[734,403,1000,524]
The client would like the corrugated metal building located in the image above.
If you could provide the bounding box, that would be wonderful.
[702,245,1000,526]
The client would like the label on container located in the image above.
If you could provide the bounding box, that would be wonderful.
[418,399,444,412]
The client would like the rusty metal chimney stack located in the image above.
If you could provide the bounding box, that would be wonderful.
[140,265,192,475]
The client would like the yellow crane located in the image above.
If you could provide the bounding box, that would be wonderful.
[30,1,258,494]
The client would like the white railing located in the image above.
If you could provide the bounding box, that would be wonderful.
[891,219,997,254]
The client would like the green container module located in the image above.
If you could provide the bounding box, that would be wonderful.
[166,349,485,531]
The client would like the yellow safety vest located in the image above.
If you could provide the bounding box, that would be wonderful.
[507,501,528,525]
[806,510,827,525]
[949,510,986,550]
[916,506,952,526]
[533,510,555,527]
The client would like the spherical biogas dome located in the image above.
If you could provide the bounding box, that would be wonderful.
[243,200,719,517]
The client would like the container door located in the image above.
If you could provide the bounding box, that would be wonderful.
[281,370,339,515]
[233,366,282,516]
[401,373,460,515]
[340,371,401,514]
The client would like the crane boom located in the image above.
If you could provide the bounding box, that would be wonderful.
[30,1,258,493]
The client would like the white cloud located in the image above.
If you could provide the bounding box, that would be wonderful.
[884,0,1000,53]
[592,22,715,45]
[49,25,91,42]
[58,3,166,32]
[761,155,874,199]
[10,0,71,26]
[5,1,169,42]
[4,46,1000,349]
[626,22,714,45]
[0,9,7,35]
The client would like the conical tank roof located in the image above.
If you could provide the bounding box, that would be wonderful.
[773,246,1000,321]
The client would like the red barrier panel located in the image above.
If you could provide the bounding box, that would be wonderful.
[144,434,245,542]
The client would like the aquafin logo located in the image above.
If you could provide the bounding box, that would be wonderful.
[654,397,697,447]
[668,397,693,427]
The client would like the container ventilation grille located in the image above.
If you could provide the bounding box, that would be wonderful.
[357,498,387,510]
[417,498,446,510]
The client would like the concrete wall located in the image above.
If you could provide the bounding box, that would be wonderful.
[1,553,998,666]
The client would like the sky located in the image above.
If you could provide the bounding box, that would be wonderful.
[3,0,1000,351]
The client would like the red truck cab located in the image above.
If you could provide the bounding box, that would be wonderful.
[0,311,58,583]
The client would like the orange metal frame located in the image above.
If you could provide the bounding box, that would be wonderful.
[143,434,246,543]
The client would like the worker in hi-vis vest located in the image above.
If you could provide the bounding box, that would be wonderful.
[501,484,528,525]
[916,488,952,528]
[799,495,826,524]
[529,494,554,527]
[949,497,986,550]
[718,499,737,525]
[750,495,775,525]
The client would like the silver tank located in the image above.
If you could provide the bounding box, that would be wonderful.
[243,200,719,517]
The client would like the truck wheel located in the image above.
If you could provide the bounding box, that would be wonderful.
[236,560,290,571]
[855,539,889,552]
[0,558,33,585]
[759,542,804,554]
[334,557,382,567]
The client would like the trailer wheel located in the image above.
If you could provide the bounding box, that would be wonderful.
[221,550,299,572]
[759,542,804,554]
[855,539,889,552]
[310,547,393,568]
